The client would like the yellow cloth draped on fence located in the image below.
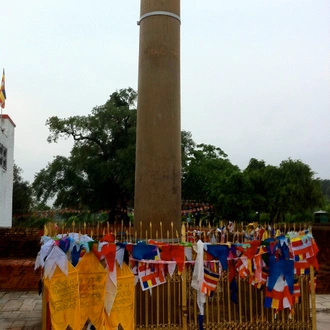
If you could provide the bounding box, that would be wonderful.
[76,251,107,329]
[43,262,80,330]
[105,262,135,330]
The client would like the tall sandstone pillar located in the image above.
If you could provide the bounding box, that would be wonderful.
[134,0,181,238]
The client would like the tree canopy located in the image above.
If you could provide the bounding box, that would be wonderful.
[32,87,325,223]
[33,88,137,212]
[12,164,33,215]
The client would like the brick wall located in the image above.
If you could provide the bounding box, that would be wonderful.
[0,228,42,291]
[0,259,42,291]
[312,224,330,294]
[0,228,41,258]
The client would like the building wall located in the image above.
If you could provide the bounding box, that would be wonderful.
[312,224,330,294]
[0,115,15,227]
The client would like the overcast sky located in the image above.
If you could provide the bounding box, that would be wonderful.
[1,0,329,183]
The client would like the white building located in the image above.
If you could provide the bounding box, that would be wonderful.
[0,114,15,227]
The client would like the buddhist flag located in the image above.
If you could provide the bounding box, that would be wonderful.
[201,267,220,297]
[138,262,166,291]
[0,69,6,109]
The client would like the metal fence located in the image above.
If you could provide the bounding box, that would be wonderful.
[134,269,315,330]
[42,221,317,330]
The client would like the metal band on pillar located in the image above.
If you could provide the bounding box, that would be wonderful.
[137,11,181,25]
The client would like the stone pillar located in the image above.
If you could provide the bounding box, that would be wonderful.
[134,0,181,239]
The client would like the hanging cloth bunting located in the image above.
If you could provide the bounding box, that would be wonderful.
[39,238,55,268]
[132,243,159,260]
[201,266,220,297]
[265,274,293,311]
[43,262,80,330]
[76,252,107,330]
[204,244,229,271]
[115,243,126,267]
[138,262,166,291]
[104,263,117,315]
[71,245,82,267]
[92,243,117,272]
[228,259,238,304]
[44,246,68,280]
[191,240,206,291]
[160,245,185,274]
[191,240,206,327]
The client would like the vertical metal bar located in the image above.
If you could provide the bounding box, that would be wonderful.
[301,276,305,325]
[134,286,138,328]
[167,274,171,326]
[145,286,149,328]
[156,285,160,330]
[150,284,154,326]
[139,284,142,325]
[205,293,209,327]
[218,279,221,324]
[249,282,253,323]
[255,287,259,329]
[173,273,177,324]
[261,289,264,325]
[244,279,247,323]
[238,276,242,324]
[194,288,197,326]
[227,271,231,322]
[310,266,316,330]
[162,278,165,325]
[178,270,182,327]
[305,275,309,327]
[181,223,188,330]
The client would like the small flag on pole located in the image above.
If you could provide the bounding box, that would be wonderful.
[0,69,6,109]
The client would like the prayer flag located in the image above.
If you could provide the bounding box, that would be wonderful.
[43,262,80,330]
[133,243,159,260]
[0,69,6,109]
[138,262,166,291]
[201,267,219,297]
[106,262,135,330]
[76,252,107,330]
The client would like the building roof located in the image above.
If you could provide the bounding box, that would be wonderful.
[0,114,16,127]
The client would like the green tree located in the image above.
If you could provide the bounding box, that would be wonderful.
[259,159,323,222]
[320,179,330,202]
[243,158,268,218]
[33,88,137,212]
[12,164,33,214]
[181,138,250,221]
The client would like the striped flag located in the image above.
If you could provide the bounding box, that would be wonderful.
[235,257,250,279]
[138,262,166,291]
[0,69,6,109]
[201,267,220,297]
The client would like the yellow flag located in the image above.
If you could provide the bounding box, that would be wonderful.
[43,262,80,330]
[105,262,135,330]
[76,251,107,329]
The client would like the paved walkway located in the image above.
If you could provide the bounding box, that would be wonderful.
[0,291,330,329]
[0,291,42,330]
[315,294,330,330]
